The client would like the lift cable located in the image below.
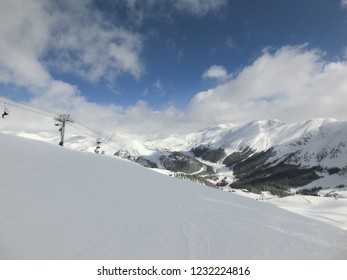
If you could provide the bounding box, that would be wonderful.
[72,120,105,138]
[69,123,101,140]
[1,100,57,118]
[0,94,63,117]
[0,94,127,149]
[70,121,127,150]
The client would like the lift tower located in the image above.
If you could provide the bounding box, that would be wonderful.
[54,114,73,146]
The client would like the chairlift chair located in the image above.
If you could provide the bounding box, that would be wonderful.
[2,107,9,119]
[95,139,102,153]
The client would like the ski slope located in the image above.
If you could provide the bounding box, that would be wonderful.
[0,133,346,259]
[268,195,347,231]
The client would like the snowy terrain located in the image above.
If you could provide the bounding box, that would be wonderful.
[0,132,346,259]
[268,195,347,231]
[88,119,347,192]
[222,188,347,232]
[5,119,347,190]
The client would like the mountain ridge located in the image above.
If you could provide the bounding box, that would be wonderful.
[5,118,347,196]
[111,118,347,196]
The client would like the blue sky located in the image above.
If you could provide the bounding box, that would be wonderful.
[84,0,347,109]
[1,0,347,135]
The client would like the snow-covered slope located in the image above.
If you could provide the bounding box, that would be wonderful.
[152,118,347,167]
[0,132,346,259]
[268,195,347,231]
[4,118,346,195]
[135,119,347,193]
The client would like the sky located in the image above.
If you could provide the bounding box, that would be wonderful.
[1,0,347,136]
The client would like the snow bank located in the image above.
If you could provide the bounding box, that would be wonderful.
[0,133,346,259]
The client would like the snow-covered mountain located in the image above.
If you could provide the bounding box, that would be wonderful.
[1,132,346,259]
[81,118,346,196]
[5,118,347,196]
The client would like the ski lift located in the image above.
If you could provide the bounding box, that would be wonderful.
[94,139,102,154]
[2,103,9,119]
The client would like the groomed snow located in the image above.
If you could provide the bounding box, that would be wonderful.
[0,133,346,260]
[268,195,347,231]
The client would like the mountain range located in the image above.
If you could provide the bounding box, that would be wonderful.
[79,118,347,197]
[9,118,347,197]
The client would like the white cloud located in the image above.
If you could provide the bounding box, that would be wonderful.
[0,0,226,138]
[202,65,228,80]
[100,45,347,135]
[341,0,347,8]
[0,0,144,135]
[122,0,227,23]
[142,79,164,97]
[185,46,347,127]
[0,0,52,90]
[33,81,123,133]
[2,44,347,137]
[48,0,144,83]
[173,0,227,16]
[114,100,184,135]
[0,0,144,90]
